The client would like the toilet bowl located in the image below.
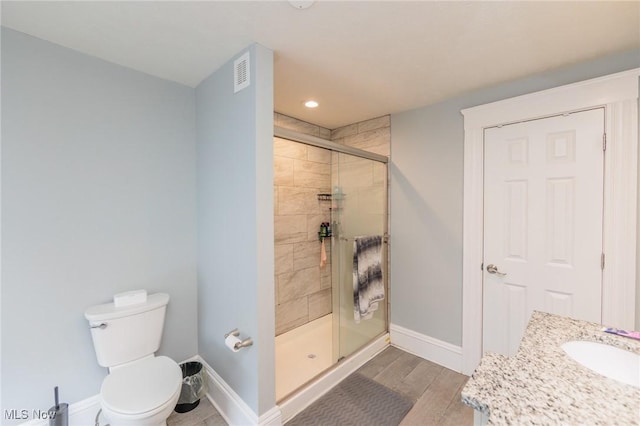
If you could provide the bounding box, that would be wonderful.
[85,293,182,426]
[100,356,182,426]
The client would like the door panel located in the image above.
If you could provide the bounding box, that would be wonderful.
[483,109,604,356]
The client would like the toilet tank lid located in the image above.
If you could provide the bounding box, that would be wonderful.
[85,293,169,322]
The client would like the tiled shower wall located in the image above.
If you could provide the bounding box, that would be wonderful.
[273,113,391,336]
[274,113,333,335]
[331,115,391,157]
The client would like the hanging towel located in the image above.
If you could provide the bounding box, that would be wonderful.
[353,235,384,323]
[320,238,327,268]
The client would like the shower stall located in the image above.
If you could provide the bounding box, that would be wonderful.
[273,126,388,403]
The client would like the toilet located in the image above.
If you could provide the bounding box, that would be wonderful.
[85,292,182,426]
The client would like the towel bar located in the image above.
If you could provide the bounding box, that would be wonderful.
[339,234,389,243]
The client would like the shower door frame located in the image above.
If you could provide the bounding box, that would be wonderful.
[275,127,389,164]
[274,126,390,362]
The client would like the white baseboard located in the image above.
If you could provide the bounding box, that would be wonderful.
[278,333,389,424]
[200,333,389,425]
[19,394,102,426]
[16,354,281,426]
[20,339,397,426]
[197,356,282,426]
[390,323,462,373]
[258,406,282,426]
[18,355,214,426]
[197,356,260,425]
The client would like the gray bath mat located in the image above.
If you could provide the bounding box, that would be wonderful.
[287,373,413,426]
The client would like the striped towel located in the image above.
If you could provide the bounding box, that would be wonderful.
[353,235,384,323]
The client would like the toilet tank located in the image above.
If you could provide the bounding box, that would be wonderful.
[84,293,170,368]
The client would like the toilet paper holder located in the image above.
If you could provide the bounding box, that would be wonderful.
[224,329,253,350]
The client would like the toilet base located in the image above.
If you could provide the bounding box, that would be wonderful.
[101,385,180,426]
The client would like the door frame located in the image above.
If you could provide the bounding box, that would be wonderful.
[461,69,640,375]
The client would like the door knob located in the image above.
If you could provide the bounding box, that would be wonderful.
[486,264,506,277]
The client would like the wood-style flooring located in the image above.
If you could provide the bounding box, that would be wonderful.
[167,397,227,426]
[167,346,473,426]
[360,347,473,426]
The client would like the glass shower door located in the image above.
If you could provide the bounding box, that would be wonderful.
[331,152,387,361]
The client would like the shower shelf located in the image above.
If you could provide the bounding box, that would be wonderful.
[317,193,332,201]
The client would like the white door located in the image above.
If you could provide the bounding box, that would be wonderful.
[483,108,605,356]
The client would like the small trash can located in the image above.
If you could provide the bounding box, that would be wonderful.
[175,361,208,413]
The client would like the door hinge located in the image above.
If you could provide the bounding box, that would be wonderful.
[481,262,484,271]
[603,133,607,151]
[601,253,605,270]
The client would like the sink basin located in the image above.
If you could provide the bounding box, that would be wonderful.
[561,341,640,388]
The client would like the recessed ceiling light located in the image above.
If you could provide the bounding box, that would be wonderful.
[289,1,315,10]
[304,100,319,108]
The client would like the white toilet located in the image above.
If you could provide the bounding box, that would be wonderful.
[85,292,182,426]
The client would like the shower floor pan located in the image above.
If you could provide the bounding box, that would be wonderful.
[275,314,333,400]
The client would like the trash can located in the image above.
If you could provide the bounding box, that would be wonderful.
[175,361,208,413]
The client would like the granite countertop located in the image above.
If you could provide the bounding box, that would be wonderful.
[462,311,640,425]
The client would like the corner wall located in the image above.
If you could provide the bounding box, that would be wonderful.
[1,28,197,419]
[196,44,275,416]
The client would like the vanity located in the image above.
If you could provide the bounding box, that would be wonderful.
[462,311,640,425]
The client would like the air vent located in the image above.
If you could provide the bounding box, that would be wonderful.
[234,52,250,93]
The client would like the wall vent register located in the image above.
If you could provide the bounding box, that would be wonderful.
[234,52,250,93]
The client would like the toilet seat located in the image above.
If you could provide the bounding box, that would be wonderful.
[101,356,181,416]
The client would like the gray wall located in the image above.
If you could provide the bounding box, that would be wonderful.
[1,28,198,418]
[196,44,275,416]
[390,49,640,346]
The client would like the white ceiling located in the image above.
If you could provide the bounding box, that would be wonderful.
[2,1,639,129]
